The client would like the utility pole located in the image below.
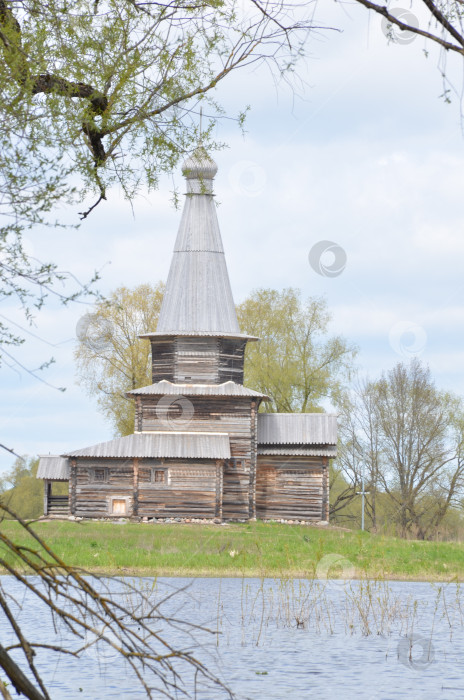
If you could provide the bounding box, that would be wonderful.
[356,463,370,531]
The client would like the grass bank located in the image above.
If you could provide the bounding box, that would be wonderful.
[1,520,462,580]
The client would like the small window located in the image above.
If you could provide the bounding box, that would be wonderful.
[112,499,127,515]
[139,466,168,485]
[91,467,108,483]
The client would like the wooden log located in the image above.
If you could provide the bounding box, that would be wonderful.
[70,460,77,515]
[215,459,223,520]
[133,458,139,517]
[43,480,49,517]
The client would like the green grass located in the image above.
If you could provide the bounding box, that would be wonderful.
[1,520,463,580]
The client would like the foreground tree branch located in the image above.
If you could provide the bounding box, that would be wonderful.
[351,0,464,55]
[0,504,232,699]
[0,0,321,367]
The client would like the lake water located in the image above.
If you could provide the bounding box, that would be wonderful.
[1,576,463,699]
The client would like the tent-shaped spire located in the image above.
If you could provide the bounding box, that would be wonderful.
[155,147,241,336]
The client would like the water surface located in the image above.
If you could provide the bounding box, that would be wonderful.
[1,577,463,699]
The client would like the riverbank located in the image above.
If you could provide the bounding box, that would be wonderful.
[1,519,462,580]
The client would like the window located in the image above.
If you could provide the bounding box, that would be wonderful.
[138,465,168,486]
[227,459,244,470]
[90,467,109,483]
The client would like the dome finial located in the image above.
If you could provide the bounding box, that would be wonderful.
[181,106,217,183]
[182,145,218,183]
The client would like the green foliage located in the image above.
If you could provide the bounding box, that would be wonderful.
[75,283,357,431]
[0,456,43,519]
[236,288,357,412]
[0,0,313,362]
[74,282,164,435]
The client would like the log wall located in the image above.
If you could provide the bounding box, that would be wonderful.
[72,457,220,519]
[151,339,176,382]
[150,337,246,385]
[74,459,134,518]
[139,395,255,519]
[217,339,246,384]
[137,458,218,519]
[256,455,325,521]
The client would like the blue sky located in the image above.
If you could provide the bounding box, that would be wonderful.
[2,2,464,473]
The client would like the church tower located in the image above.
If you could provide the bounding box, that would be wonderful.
[129,147,266,520]
[141,147,256,386]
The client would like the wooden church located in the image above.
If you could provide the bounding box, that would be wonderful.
[37,148,337,523]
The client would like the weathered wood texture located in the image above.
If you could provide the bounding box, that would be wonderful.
[70,460,77,515]
[138,460,218,518]
[43,480,49,516]
[140,396,252,436]
[74,459,134,518]
[256,456,325,521]
[135,397,143,432]
[249,401,257,519]
[322,458,329,521]
[215,459,223,519]
[140,395,254,519]
[217,339,246,384]
[73,458,220,519]
[150,337,246,384]
[48,495,69,515]
[150,339,176,382]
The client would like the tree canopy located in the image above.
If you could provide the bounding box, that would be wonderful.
[237,288,356,412]
[0,0,315,367]
[0,456,43,519]
[74,283,356,432]
[337,359,464,538]
[75,282,164,435]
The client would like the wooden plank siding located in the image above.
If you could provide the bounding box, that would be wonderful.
[217,339,246,384]
[175,337,219,383]
[74,459,134,518]
[256,456,326,521]
[139,396,253,436]
[138,460,217,518]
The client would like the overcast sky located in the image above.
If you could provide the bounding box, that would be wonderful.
[2,1,464,474]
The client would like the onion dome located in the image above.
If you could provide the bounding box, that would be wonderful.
[182,146,218,183]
